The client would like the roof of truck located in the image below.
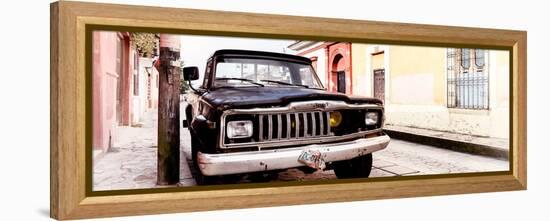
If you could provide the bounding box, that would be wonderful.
[211,49,312,64]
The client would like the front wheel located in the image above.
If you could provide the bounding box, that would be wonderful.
[333,153,373,179]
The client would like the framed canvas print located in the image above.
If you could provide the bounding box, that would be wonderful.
[50,1,527,220]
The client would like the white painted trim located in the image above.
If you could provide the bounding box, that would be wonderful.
[488,50,496,110]
[365,46,374,97]
[383,46,390,105]
[364,44,389,100]
[443,48,450,108]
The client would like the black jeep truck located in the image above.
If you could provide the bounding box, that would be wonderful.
[182,49,390,184]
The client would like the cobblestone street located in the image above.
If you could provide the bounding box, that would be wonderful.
[93,103,508,191]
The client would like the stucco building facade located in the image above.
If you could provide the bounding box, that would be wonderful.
[289,41,509,139]
[92,31,160,153]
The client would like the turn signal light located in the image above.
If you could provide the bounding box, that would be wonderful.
[329,111,342,127]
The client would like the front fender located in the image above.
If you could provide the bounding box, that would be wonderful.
[190,115,218,153]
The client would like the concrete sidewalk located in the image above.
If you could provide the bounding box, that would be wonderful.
[93,109,196,191]
[383,125,509,159]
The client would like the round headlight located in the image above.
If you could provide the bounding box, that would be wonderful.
[329,111,342,127]
[365,112,379,126]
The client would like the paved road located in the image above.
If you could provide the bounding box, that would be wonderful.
[93,105,508,190]
[178,126,508,186]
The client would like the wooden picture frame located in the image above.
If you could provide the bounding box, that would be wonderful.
[50,1,527,219]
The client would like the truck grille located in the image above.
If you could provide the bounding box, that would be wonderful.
[258,112,331,141]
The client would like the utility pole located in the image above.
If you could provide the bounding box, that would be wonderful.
[157,34,181,185]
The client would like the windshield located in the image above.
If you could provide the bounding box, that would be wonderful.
[213,57,324,89]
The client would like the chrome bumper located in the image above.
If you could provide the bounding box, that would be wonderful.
[197,134,390,176]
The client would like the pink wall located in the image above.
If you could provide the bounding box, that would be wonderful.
[92,31,134,151]
[327,42,352,94]
[93,31,159,151]
[296,42,353,94]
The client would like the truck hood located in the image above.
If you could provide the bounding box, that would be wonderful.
[201,86,382,110]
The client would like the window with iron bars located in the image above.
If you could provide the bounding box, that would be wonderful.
[446,48,489,109]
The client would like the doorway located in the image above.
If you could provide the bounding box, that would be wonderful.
[337,71,346,93]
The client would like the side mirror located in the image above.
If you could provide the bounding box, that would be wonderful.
[183,66,199,81]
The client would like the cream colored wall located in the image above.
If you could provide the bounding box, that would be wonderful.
[307,43,509,138]
[488,50,510,138]
[384,47,510,138]
[301,47,327,88]
[387,45,446,105]
[372,53,384,69]
[351,43,369,96]
[131,57,160,126]
[351,43,391,97]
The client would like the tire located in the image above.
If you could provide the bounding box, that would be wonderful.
[333,153,373,179]
[247,172,278,183]
[190,129,220,185]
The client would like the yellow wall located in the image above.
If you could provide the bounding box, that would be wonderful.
[495,50,510,107]
[384,47,510,139]
[348,43,509,138]
[351,43,368,95]
[372,53,384,70]
[488,50,510,138]
[388,45,446,105]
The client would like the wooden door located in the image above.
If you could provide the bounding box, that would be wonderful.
[373,69,385,102]
[337,71,346,93]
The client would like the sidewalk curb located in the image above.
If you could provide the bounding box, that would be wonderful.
[383,129,509,160]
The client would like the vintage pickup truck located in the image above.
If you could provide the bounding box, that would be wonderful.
[182,49,390,184]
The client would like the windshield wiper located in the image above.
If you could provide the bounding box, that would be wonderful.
[260,80,309,88]
[216,77,264,87]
